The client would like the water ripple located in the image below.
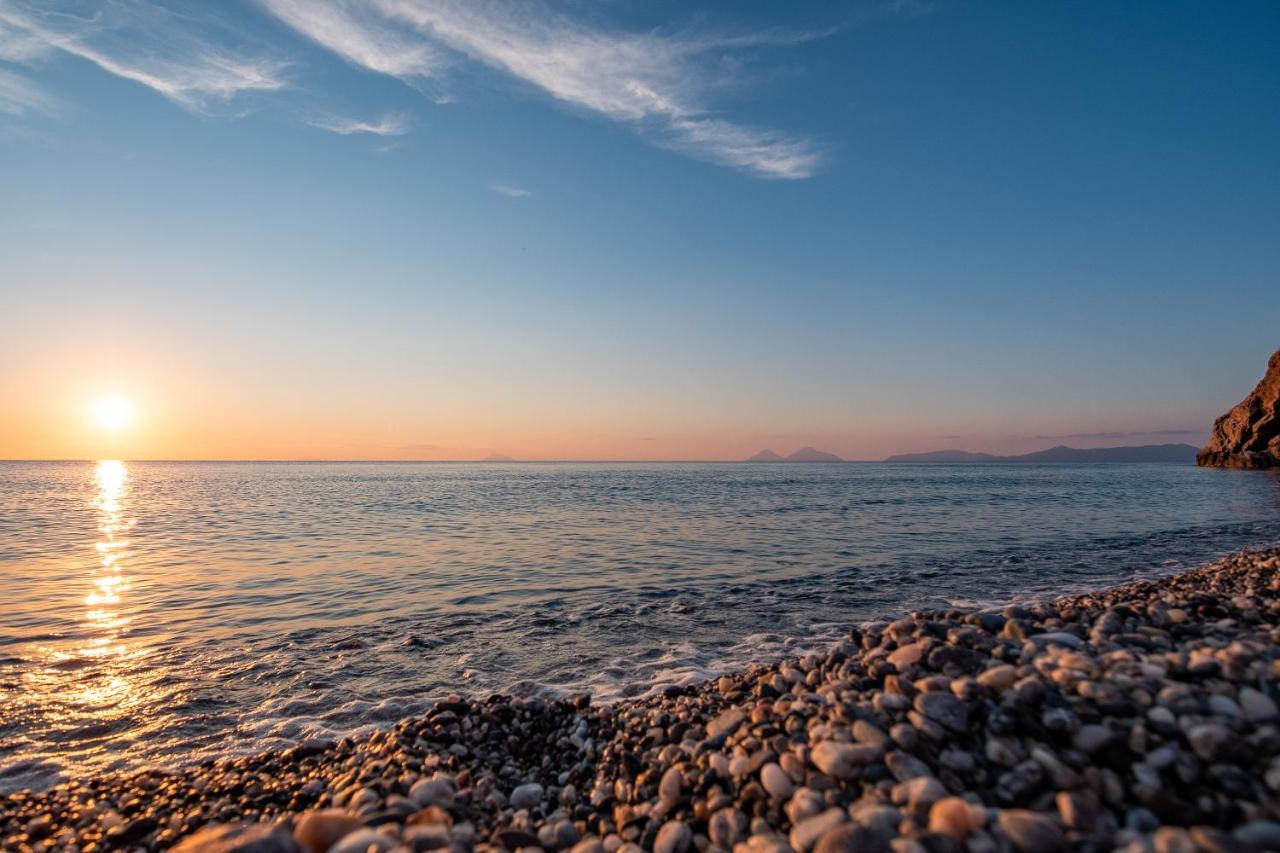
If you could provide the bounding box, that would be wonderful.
[0,460,1279,790]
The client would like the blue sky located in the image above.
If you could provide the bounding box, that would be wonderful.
[1,1,1277,460]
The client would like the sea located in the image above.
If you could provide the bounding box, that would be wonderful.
[2,460,1279,791]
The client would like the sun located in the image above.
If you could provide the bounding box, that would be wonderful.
[90,394,136,432]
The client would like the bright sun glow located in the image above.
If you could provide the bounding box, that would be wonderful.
[90,395,136,432]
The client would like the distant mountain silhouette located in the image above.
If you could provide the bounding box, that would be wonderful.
[745,447,844,462]
[788,446,844,462]
[482,453,515,462]
[885,443,1198,463]
[885,449,1000,463]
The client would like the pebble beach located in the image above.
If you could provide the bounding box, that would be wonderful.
[5,548,1280,853]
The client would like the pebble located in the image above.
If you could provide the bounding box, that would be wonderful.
[996,809,1064,852]
[913,692,968,732]
[976,665,1017,691]
[173,822,301,852]
[653,820,691,853]
[408,775,455,807]
[789,808,848,852]
[1186,723,1235,762]
[1240,686,1278,721]
[6,547,1280,853]
[293,809,363,853]
[509,782,544,810]
[811,741,881,779]
[813,823,889,853]
[1072,723,1112,753]
[927,797,985,839]
[329,828,395,853]
[760,763,795,799]
[1029,632,1083,649]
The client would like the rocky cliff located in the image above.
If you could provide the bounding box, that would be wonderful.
[1197,348,1280,469]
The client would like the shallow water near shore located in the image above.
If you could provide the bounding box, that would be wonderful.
[2,460,1279,791]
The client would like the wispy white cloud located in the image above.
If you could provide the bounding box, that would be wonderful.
[310,111,409,135]
[258,0,442,79]
[261,0,826,179]
[0,0,287,109]
[665,118,825,180]
[0,66,56,116]
[0,15,52,61]
[490,182,531,198]
[3,0,831,177]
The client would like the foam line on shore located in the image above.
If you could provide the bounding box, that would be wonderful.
[4,549,1280,852]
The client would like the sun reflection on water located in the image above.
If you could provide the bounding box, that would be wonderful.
[10,460,153,784]
[84,460,132,646]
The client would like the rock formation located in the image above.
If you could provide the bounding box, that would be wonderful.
[1197,348,1280,469]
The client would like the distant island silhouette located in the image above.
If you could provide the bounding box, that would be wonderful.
[482,453,515,462]
[747,446,844,462]
[885,443,1198,463]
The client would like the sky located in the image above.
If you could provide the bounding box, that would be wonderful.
[1,0,1277,461]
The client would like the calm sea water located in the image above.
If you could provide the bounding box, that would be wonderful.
[1,460,1279,791]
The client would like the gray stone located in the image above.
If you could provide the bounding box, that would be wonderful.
[1240,687,1278,722]
[508,782,545,810]
[914,692,969,732]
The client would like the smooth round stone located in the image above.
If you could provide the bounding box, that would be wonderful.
[779,752,806,781]
[848,802,900,834]
[895,776,947,809]
[653,820,692,853]
[1030,632,1084,650]
[408,776,455,807]
[173,822,301,853]
[1240,687,1279,722]
[1186,724,1235,762]
[852,720,888,747]
[913,693,969,732]
[785,788,827,824]
[328,828,395,853]
[659,766,683,804]
[1072,724,1113,754]
[928,797,985,840]
[293,810,362,853]
[509,782,545,810]
[977,665,1018,691]
[1235,820,1280,849]
[1208,694,1243,719]
[997,810,1064,852]
[347,788,379,810]
[885,750,932,781]
[888,643,924,668]
[708,809,740,848]
[706,708,746,739]
[813,823,889,853]
[760,763,795,800]
[789,808,847,852]
[811,741,881,779]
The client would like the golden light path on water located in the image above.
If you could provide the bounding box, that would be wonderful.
[19,461,151,765]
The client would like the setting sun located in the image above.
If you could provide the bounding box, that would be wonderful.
[89,395,136,433]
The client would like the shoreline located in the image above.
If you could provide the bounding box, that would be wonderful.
[4,548,1280,852]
